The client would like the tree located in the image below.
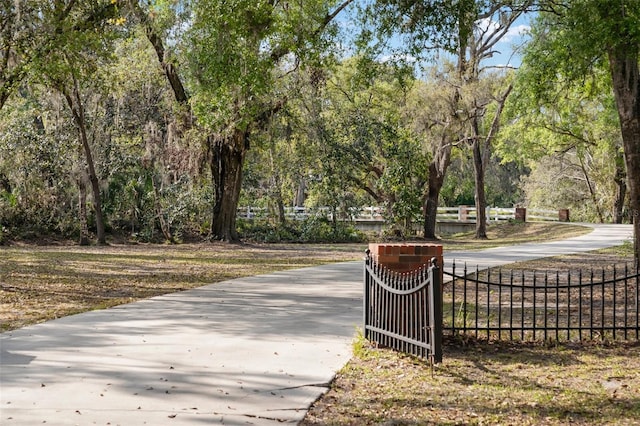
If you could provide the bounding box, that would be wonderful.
[309,58,428,233]
[520,0,640,260]
[440,153,527,208]
[55,70,107,245]
[499,65,626,223]
[0,0,120,110]
[31,10,128,244]
[184,0,354,241]
[518,150,624,222]
[405,66,461,239]
[361,0,532,239]
[432,2,526,239]
[0,1,127,244]
[0,90,78,238]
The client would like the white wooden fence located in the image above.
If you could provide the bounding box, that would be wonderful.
[237,206,563,223]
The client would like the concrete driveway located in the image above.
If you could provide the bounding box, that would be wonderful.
[1,262,363,425]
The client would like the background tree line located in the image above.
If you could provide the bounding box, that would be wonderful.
[0,0,638,259]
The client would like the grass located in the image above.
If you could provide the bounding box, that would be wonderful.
[1,222,587,332]
[435,221,591,251]
[301,338,640,425]
[0,242,366,331]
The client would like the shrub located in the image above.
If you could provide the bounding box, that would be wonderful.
[238,217,366,243]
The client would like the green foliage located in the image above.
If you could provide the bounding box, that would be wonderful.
[0,0,122,109]
[238,216,366,244]
[5,0,634,245]
[440,153,527,208]
[186,0,345,133]
[356,0,480,59]
[523,1,640,92]
[297,58,429,232]
[520,149,622,223]
[0,93,80,239]
[498,9,628,223]
[376,132,428,226]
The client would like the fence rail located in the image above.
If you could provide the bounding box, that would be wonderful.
[364,255,442,363]
[443,262,640,342]
[238,206,562,223]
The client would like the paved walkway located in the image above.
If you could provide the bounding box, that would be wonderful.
[444,223,634,271]
[0,224,633,425]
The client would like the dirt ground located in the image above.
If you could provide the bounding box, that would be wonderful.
[0,242,365,331]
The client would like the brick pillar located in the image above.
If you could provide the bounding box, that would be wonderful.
[459,206,468,221]
[558,209,570,222]
[367,243,443,273]
[515,207,527,222]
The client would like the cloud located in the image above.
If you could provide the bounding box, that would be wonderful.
[505,24,531,42]
[475,17,531,44]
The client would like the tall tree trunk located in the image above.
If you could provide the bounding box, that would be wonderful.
[471,109,488,239]
[578,154,605,223]
[474,83,513,238]
[77,174,90,246]
[269,150,286,225]
[607,49,640,262]
[472,138,488,239]
[128,0,189,107]
[274,177,286,226]
[294,178,306,207]
[209,129,248,241]
[423,171,442,240]
[613,152,627,224]
[423,141,451,239]
[62,82,106,245]
[152,174,173,242]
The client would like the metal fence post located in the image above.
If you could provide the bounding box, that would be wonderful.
[363,249,371,340]
[429,258,443,364]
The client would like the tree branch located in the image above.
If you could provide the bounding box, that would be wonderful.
[127,0,189,105]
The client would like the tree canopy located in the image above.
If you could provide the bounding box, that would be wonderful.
[516,0,640,259]
[0,0,637,257]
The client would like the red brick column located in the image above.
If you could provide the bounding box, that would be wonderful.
[367,243,443,273]
[558,209,570,222]
[515,207,527,222]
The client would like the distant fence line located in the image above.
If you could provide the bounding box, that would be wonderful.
[238,206,566,223]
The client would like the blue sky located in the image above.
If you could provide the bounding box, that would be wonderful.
[337,3,534,74]
[478,12,533,69]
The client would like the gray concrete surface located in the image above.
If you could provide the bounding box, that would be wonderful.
[444,223,634,272]
[0,223,634,425]
[1,262,363,425]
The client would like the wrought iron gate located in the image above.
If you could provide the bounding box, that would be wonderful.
[363,253,442,363]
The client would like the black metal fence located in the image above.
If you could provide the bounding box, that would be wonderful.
[443,262,640,342]
[363,255,442,363]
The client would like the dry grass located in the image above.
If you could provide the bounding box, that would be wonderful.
[301,338,640,425]
[0,222,588,332]
[434,221,591,250]
[0,242,365,331]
